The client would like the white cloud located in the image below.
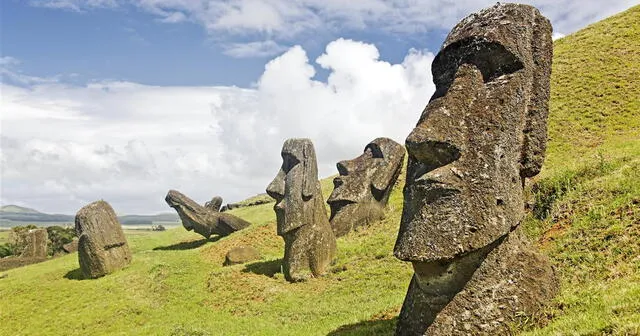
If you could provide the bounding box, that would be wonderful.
[552,32,566,40]
[1,40,434,215]
[223,40,288,58]
[28,0,638,52]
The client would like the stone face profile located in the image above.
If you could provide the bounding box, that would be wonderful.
[165,190,251,239]
[393,3,557,335]
[327,137,405,237]
[266,138,337,282]
[20,229,48,258]
[75,201,132,279]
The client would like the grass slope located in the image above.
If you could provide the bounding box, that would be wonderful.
[1,6,639,336]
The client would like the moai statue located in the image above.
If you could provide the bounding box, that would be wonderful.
[204,196,223,212]
[75,200,132,279]
[266,138,337,282]
[393,4,558,335]
[327,137,405,237]
[165,190,251,238]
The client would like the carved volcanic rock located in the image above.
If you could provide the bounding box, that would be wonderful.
[328,137,405,237]
[20,229,48,258]
[266,138,337,282]
[205,196,223,212]
[165,190,251,239]
[75,201,132,279]
[393,3,557,335]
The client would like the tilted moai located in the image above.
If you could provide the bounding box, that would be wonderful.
[393,3,558,335]
[327,137,405,237]
[75,200,132,279]
[266,138,337,282]
[165,190,251,239]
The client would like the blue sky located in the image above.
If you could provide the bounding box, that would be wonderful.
[2,0,447,87]
[1,0,637,214]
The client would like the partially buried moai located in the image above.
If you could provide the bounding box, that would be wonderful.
[393,3,558,335]
[327,137,405,237]
[266,138,337,282]
[165,190,251,239]
[75,200,132,279]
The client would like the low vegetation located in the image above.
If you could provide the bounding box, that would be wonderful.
[0,5,638,336]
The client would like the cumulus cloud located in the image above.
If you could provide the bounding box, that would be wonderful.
[29,0,638,55]
[1,40,434,214]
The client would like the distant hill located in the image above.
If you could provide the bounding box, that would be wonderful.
[0,205,41,214]
[0,205,179,224]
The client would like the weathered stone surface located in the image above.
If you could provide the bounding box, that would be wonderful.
[20,229,48,258]
[266,138,337,282]
[393,3,557,335]
[223,246,261,266]
[205,196,223,212]
[62,238,79,253]
[165,190,251,238]
[75,201,132,279]
[327,137,405,237]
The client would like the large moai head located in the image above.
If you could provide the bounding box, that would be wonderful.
[266,138,336,282]
[75,200,132,279]
[327,137,405,237]
[266,138,322,236]
[394,3,552,265]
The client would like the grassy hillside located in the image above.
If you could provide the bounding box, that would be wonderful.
[1,6,638,336]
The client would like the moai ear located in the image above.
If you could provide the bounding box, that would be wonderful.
[520,12,552,178]
[371,162,399,193]
[302,141,318,199]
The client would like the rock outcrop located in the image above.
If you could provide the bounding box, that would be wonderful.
[266,138,337,282]
[19,229,48,258]
[165,190,251,239]
[393,3,558,335]
[75,201,132,279]
[327,137,405,237]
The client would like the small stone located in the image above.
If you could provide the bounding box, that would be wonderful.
[223,246,261,266]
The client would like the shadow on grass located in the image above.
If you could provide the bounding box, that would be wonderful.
[242,259,282,277]
[64,268,84,280]
[153,236,220,251]
[327,317,397,336]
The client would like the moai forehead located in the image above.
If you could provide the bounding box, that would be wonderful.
[394,3,552,262]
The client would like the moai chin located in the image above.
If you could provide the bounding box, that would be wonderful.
[393,3,558,335]
[165,190,250,238]
[327,137,405,237]
[266,138,337,282]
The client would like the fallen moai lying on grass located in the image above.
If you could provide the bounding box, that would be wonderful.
[267,138,337,282]
[393,3,558,335]
[165,190,251,239]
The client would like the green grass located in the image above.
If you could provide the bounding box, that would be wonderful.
[0,231,8,244]
[1,5,639,336]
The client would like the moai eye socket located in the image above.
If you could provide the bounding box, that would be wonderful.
[431,37,524,99]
